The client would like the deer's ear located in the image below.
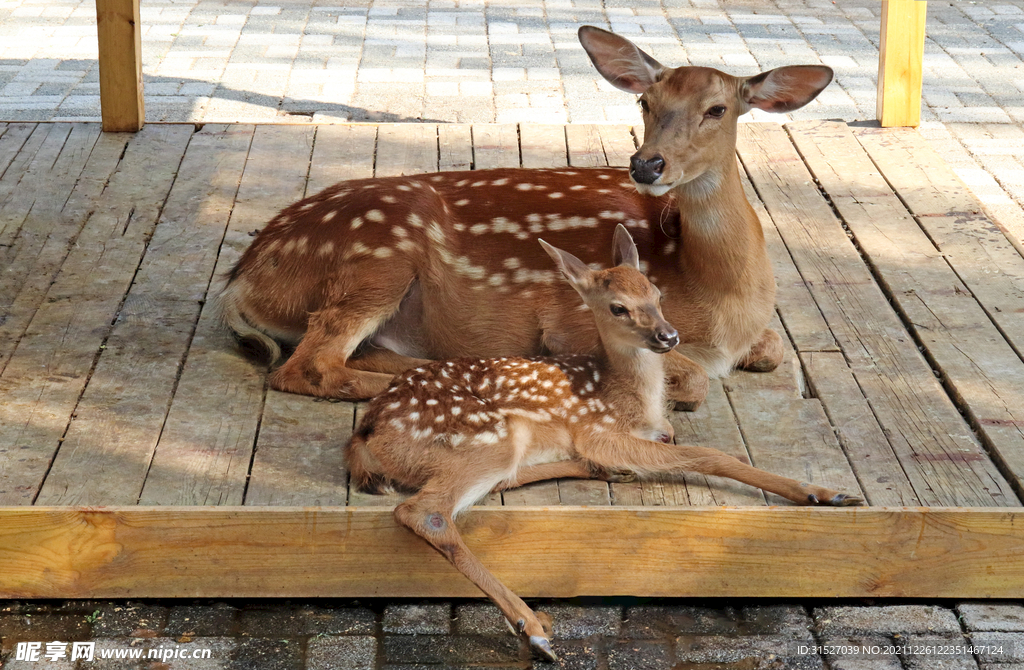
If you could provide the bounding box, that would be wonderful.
[740,65,833,113]
[612,224,640,271]
[578,25,665,94]
[540,239,593,290]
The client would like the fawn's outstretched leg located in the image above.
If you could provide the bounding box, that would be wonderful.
[738,328,784,372]
[393,484,558,662]
[493,461,635,492]
[579,433,862,506]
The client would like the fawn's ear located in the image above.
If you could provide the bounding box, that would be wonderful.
[740,65,833,113]
[612,224,640,271]
[540,239,593,291]
[578,25,665,94]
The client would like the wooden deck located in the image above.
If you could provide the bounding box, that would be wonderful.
[2,120,1024,598]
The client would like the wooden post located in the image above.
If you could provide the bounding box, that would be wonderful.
[877,0,927,127]
[96,0,144,132]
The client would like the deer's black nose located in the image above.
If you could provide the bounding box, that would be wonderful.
[630,153,665,185]
[652,328,679,351]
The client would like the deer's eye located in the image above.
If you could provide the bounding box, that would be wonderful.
[707,105,727,118]
[638,99,650,113]
[610,304,629,317]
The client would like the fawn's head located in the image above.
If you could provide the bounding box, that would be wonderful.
[540,225,679,355]
[578,25,833,197]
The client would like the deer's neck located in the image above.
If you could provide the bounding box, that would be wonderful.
[596,341,666,429]
[670,159,765,292]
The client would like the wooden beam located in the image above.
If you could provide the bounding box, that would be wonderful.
[877,0,927,127]
[2,507,1023,598]
[96,0,144,132]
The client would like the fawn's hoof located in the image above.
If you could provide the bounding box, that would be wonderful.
[808,492,863,506]
[529,636,558,662]
[606,468,637,484]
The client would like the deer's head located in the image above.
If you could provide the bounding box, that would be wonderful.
[579,25,833,197]
[540,225,679,355]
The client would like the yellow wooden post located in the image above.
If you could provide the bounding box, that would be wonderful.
[877,0,928,127]
[96,0,144,132]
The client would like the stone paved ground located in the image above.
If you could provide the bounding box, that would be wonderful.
[3,2,1024,668]
[2,600,1024,669]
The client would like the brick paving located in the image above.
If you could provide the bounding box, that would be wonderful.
[4,1,1024,668]
[3,600,1024,669]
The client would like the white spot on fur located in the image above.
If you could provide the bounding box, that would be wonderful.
[548,192,564,199]
[381,195,397,203]
[350,217,364,230]
[373,247,393,258]
[322,211,337,223]
[366,209,385,223]
[318,241,335,256]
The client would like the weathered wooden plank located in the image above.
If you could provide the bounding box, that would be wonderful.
[519,125,566,170]
[0,127,129,374]
[375,124,437,177]
[853,126,1024,361]
[877,0,927,127]
[139,126,315,506]
[790,120,1024,496]
[738,123,1015,508]
[37,125,254,506]
[725,310,863,505]
[740,166,839,353]
[438,124,473,172]
[731,392,865,506]
[0,125,193,506]
[246,394,352,507]
[0,124,74,246]
[0,123,36,184]
[596,125,635,167]
[801,351,921,507]
[0,124,48,221]
[95,0,144,132]
[305,124,376,195]
[472,124,520,170]
[673,382,765,507]
[247,125,373,508]
[566,125,605,168]
[3,507,1024,599]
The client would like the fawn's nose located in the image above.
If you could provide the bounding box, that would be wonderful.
[653,328,680,351]
[630,153,665,185]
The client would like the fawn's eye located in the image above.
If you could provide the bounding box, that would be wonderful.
[706,105,727,118]
[638,98,650,113]
[610,304,629,317]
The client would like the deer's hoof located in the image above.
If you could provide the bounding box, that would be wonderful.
[529,636,558,663]
[673,399,703,412]
[606,468,637,484]
[829,493,863,507]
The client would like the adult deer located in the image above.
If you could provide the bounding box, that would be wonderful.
[347,227,861,662]
[219,26,834,408]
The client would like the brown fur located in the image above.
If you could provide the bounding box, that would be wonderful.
[345,228,861,661]
[218,27,834,407]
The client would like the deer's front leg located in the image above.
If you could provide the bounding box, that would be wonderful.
[738,328,784,372]
[664,350,709,412]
